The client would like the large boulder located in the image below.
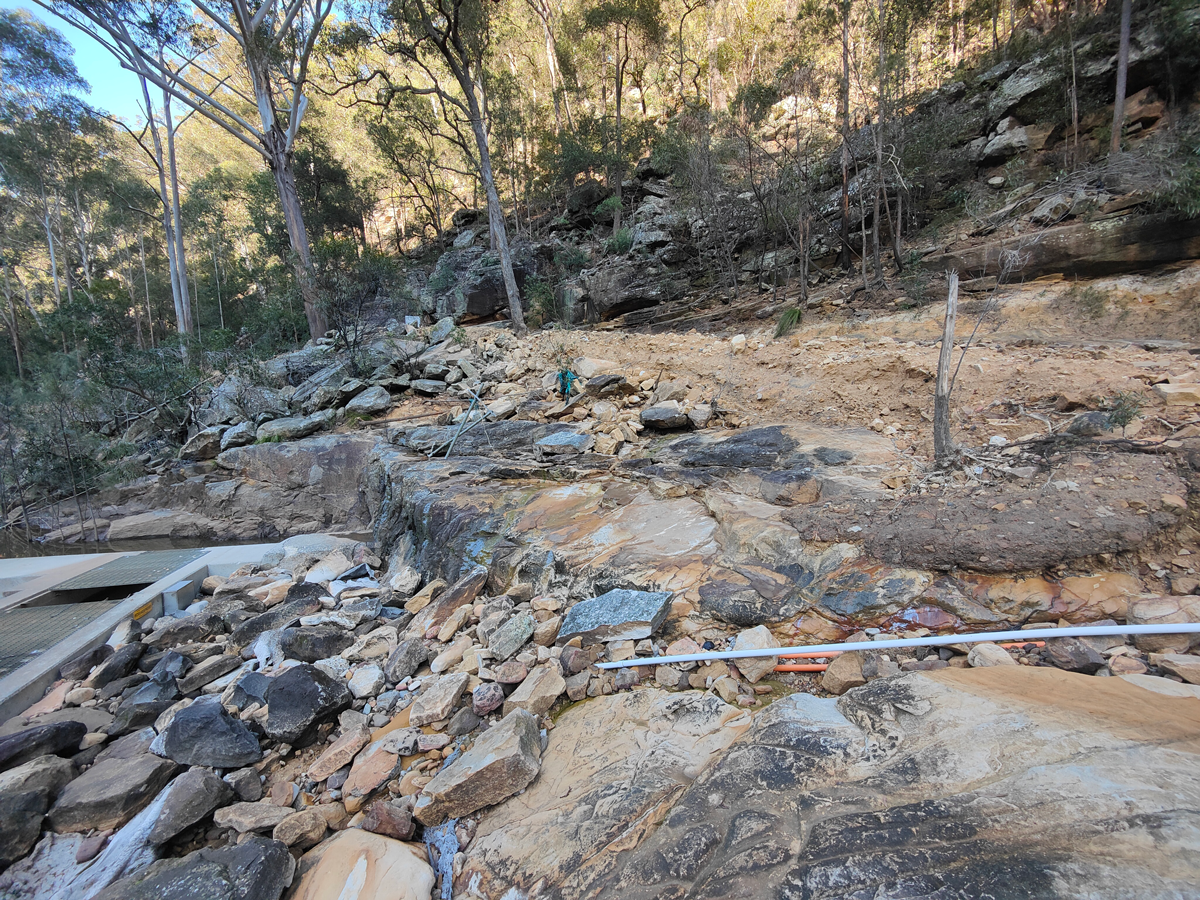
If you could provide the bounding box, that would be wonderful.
[147,767,234,844]
[558,589,673,644]
[93,834,293,900]
[160,699,262,768]
[264,664,352,747]
[0,720,86,772]
[47,730,179,834]
[178,427,225,461]
[420,244,534,323]
[0,757,75,869]
[923,212,1200,281]
[414,708,542,826]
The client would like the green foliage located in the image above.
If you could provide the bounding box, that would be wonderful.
[774,306,802,338]
[732,82,780,125]
[605,227,634,255]
[553,245,590,274]
[595,196,623,217]
[1106,391,1143,435]
[525,275,568,329]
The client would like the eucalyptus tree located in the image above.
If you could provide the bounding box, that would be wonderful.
[39,0,336,340]
[330,0,529,334]
[582,0,664,234]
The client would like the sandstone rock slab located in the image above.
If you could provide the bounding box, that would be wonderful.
[502,665,566,717]
[456,690,748,896]
[414,708,542,826]
[408,673,470,727]
[573,668,1200,900]
[288,829,434,900]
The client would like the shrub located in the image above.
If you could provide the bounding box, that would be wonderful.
[774,306,802,338]
[554,245,590,274]
[605,227,634,255]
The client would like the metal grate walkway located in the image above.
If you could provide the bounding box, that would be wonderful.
[0,601,123,678]
[53,550,206,591]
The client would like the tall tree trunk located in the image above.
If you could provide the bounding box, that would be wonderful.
[267,137,327,340]
[212,234,224,331]
[1110,0,1132,155]
[40,187,61,308]
[839,0,852,271]
[163,90,193,334]
[872,0,886,282]
[612,34,625,235]
[72,188,93,291]
[138,231,157,349]
[56,195,74,307]
[464,89,527,336]
[2,269,22,380]
[139,74,190,342]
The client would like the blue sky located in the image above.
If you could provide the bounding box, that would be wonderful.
[3,3,145,121]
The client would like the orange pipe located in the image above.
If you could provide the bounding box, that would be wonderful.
[774,663,829,672]
[999,640,1045,649]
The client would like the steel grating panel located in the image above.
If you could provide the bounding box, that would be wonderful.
[0,600,122,678]
[52,549,207,591]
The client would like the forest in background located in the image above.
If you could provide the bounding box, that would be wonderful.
[1,0,1198,512]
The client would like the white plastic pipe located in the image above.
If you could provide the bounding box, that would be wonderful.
[594,623,1200,669]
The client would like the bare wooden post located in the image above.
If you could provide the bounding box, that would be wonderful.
[934,271,959,466]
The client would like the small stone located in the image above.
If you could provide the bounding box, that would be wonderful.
[224,767,263,802]
[348,665,385,699]
[361,799,415,840]
[968,642,1018,668]
[503,665,566,717]
[821,651,867,695]
[272,808,327,849]
[731,626,779,684]
[1108,655,1148,675]
[495,660,529,684]
[472,682,505,716]
[418,733,452,752]
[489,613,537,662]
[431,634,472,674]
[533,616,562,646]
[309,722,372,782]
[383,638,429,682]
[712,675,739,703]
[1157,653,1200,684]
[655,666,688,691]
[1043,637,1106,674]
[214,801,293,833]
[447,707,482,736]
[409,673,471,727]
[564,671,590,701]
[66,687,96,706]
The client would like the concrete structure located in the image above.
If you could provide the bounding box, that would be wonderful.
[0,543,279,723]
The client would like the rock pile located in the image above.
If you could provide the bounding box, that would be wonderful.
[3,529,1200,898]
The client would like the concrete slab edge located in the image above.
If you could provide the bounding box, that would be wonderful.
[0,542,280,724]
